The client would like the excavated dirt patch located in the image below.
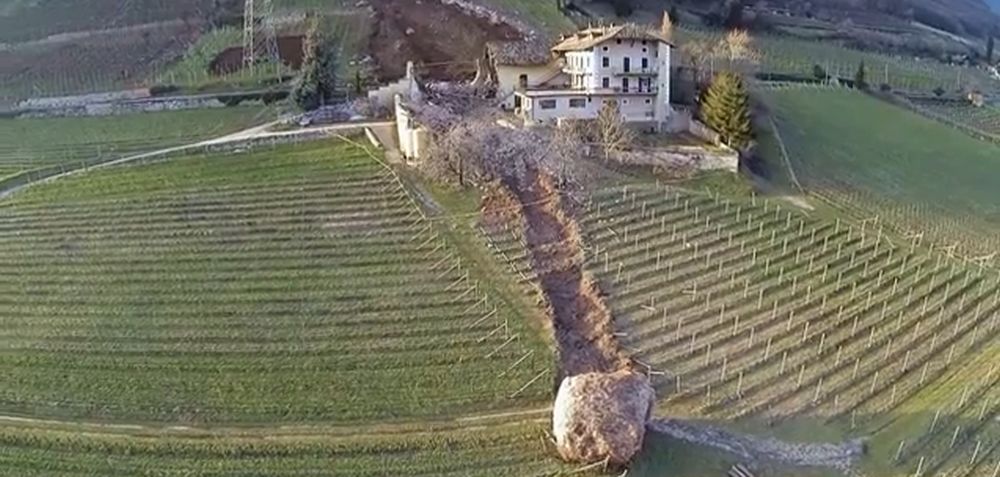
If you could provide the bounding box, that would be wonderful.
[368,0,523,80]
[209,36,305,75]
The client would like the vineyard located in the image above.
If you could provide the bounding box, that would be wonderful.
[0,106,273,180]
[482,177,1000,475]
[0,21,201,105]
[588,184,1000,476]
[908,97,1000,140]
[676,27,996,94]
[0,0,212,43]
[0,138,574,474]
[758,86,1000,261]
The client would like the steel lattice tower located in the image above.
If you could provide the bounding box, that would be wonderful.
[242,0,280,73]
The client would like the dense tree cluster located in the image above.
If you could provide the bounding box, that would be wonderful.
[291,21,339,111]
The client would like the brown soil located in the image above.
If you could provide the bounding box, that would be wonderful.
[510,169,628,379]
[368,0,523,81]
[209,36,306,75]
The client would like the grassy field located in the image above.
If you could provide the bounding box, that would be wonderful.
[757,86,1000,260]
[677,27,997,94]
[0,106,274,180]
[0,416,574,476]
[483,0,576,32]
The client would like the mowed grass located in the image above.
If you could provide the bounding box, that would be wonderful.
[483,0,576,32]
[0,419,575,476]
[0,139,553,424]
[0,107,273,179]
[758,86,1000,257]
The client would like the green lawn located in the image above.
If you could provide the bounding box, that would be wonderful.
[758,86,1000,258]
[484,0,576,33]
[0,419,577,476]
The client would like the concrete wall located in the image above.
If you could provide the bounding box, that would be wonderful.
[521,93,656,125]
[619,146,739,173]
[370,62,422,109]
[665,107,721,144]
[394,95,427,164]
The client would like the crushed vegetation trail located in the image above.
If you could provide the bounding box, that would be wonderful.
[648,419,864,470]
[496,168,629,380]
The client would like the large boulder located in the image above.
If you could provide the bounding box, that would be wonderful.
[552,370,655,465]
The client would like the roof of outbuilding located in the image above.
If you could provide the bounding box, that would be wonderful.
[551,24,672,52]
[486,38,554,66]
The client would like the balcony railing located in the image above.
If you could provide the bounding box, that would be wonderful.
[613,68,658,76]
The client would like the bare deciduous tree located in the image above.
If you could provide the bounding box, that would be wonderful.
[712,29,760,75]
[681,39,713,84]
[596,101,635,162]
[660,11,674,42]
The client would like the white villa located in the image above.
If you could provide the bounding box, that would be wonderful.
[487,24,673,130]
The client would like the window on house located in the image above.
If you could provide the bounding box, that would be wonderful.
[623,99,629,105]
[623,57,630,72]
[642,58,649,69]
[518,74,528,89]
[602,77,610,88]
[539,99,557,110]
[602,57,609,67]
[642,40,647,45]
[642,47,647,53]
[645,99,652,104]
[603,46,608,51]
[569,98,586,108]
[616,39,621,44]
[622,78,630,92]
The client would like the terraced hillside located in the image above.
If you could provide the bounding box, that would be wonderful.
[483,177,1000,475]
[0,139,566,475]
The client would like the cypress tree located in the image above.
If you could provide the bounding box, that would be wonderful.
[854,60,867,90]
[700,72,752,150]
[292,20,338,111]
[988,36,995,64]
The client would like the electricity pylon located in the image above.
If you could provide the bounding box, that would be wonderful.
[242,0,280,74]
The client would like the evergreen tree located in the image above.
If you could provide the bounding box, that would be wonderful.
[292,20,338,111]
[854,60,867,90]
[988,36,995,64]
[813,64,827,81]
[669,5,679,25]
[700,72,752,150]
